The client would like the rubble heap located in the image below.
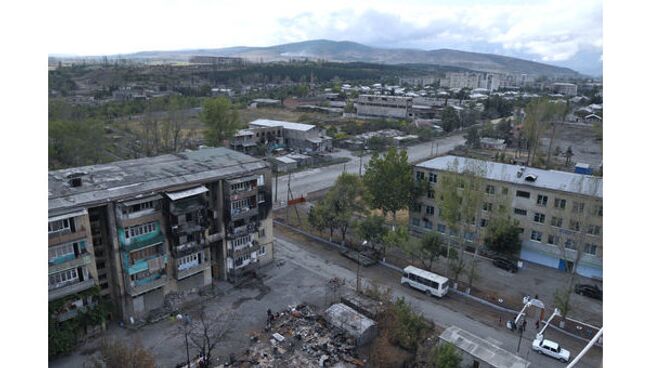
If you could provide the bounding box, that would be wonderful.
[232,304,366,368]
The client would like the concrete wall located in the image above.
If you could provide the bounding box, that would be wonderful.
[409,167,603,278]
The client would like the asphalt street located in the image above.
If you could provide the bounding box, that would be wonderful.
[274,134,466,205]
[273,234,602,368]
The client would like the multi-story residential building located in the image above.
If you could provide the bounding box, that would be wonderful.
[409,156,603,279]
[49,147,274,323]
[356,95,413,120]
[440,72,503,92]
[230,119,332,154]
[550,82,578,96]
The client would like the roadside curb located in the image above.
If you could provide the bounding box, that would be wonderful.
[273,219,603,348]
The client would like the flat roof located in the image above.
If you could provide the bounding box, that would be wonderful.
[416,156,602,198]
[440,326,530,368]
[324,303,376,338]
[403,265,449,284]
[49,147,268,216]
[249,119,315,132]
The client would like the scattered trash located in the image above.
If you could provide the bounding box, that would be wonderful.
[233,304,364,367]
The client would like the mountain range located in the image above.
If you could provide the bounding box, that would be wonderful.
[84,40,584,78]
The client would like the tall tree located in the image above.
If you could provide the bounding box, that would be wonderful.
[355,215,388,250]
[363,147,420,228]
[329,173,366,245]
[522,98,563,166]
[484,217,522,256]
[419,232,444,271]
[441,106,460,133]
[85,338,156,368]
[464,126,481,149]
[200,96,240,146]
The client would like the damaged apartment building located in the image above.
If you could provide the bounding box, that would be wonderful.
[48,147,273,324]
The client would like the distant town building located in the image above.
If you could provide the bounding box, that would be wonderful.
[550,83,578,96]
[230,119,332,154]
[440,72,502,92]
[479,137,507,150]
[410,156,602,279]
[356,95,413,120]
[49,148,274,322]
[189,56,245,66]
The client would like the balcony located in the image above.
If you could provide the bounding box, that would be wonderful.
[169,199,205,215]
[172,240,207,257]
[228,185,258,201]
[48,278,96,301]
[175,261,210,280]
[48,254,93,273]
[230,206,258,221]
[228,241,260,258]
[121,231,165,252]
[227,222,258,239]
[127,274,167,296]
[127,255,167,276]
[171,222,204,236]
[206,231,224,243]
[48,226,87,245]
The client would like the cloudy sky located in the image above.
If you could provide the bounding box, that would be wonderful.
[47,0,603,75]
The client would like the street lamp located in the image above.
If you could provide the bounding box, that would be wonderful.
[356,240,368,293]
[177,314,192,368]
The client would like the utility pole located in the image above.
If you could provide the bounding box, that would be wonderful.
[516,322,524,353]
[274,168,278,203]
[286,173,291,222]
[359,152,363,176]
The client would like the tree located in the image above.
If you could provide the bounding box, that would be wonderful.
[433,342,462,368]
[85,338,156,368]
[189,307,234,367]
[554,286,573,320]
[49,118,107,169]
[308,200,337,242]
[381,225,409,260]
[522,98,563,166]
[484,217,522,256]
[363,147,421,228]
[441,106,460,133]
[328,173,366,245]
[356,215,387,250]
[200,96,240,146]
[564,146,574,167]
[464,126,481,149]
[419,232,444,271]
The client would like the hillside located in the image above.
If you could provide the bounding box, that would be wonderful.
[72,39,582,78]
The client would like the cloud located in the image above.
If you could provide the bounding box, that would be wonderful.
[276,0,602,63]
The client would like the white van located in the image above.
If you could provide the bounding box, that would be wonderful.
[401,265,449,297]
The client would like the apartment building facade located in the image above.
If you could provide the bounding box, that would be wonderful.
[409,156,603,279]
[49,148,274,323]
[356,95,414,120]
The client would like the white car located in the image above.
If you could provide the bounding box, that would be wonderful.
[532,337,571,363]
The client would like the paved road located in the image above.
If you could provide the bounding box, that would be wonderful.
[273,232,603,368]
[273,134,466,205]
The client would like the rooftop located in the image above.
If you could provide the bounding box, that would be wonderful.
[249,119,316,132]
[416,155,602,198]
[49,147,268,216]
[439,326,530,368]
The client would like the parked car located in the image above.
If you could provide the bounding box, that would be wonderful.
[492,257,518,273]
[532,337,571,363]
[575,284,603,300]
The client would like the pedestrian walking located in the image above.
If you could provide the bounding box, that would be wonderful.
[499,316,502,326]
[535,320,540,330]
[523,319,527,332]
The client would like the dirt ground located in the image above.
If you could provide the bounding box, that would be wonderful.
[539,123,603,169]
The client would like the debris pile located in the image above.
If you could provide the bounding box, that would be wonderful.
[231,304,366,368]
